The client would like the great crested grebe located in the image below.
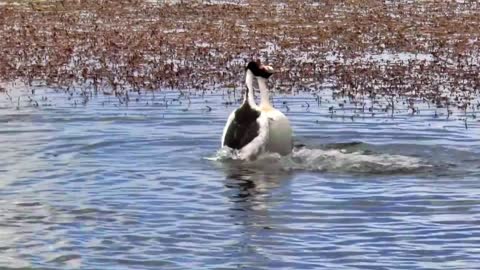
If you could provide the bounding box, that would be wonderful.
[221,61,273,160]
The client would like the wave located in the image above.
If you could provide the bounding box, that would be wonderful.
[210,145,434,175]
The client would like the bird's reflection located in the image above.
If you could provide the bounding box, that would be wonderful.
[221,159,291,208]
[218,159,293,267]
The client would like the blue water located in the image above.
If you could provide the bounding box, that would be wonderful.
[1,87,480,269]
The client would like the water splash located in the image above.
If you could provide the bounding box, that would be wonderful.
[286,147,432,174]
[211,145,433,175]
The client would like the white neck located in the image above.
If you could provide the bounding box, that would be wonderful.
[245,69,256,107]
[258,77,272,108]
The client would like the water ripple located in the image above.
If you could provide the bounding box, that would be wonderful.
[0,88,479,269]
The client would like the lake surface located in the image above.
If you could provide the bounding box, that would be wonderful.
[1,87,480,269]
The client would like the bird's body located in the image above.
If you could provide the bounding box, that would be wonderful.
[258,77,293,156]
[220,61,293,160]
[221,65,269,160]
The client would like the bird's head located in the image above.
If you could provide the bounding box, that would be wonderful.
[245,61,274,79]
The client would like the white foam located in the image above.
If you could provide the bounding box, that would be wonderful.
[210,146,432,174]
[286,148,430,173]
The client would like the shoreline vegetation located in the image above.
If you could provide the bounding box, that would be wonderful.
[0,0,479,113]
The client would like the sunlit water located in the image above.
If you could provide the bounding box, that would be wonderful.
[1,87,480,269]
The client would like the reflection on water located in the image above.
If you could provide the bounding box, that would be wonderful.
[219,160,294,270]
[0,87,480,269]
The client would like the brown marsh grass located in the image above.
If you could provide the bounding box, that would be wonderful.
[0,0,479,113]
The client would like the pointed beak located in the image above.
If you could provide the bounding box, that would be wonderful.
[260,65,274,73]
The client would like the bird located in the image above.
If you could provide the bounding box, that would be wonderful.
[256,64,293,156]
[220,61,272,160]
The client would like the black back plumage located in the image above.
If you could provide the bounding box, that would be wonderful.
[223,89,260,150]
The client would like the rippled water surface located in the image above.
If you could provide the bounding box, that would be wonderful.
[1,88,480,269]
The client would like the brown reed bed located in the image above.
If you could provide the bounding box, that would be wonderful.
[1,0,479,113]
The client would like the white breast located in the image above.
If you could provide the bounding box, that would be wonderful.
[262,108,293,155]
